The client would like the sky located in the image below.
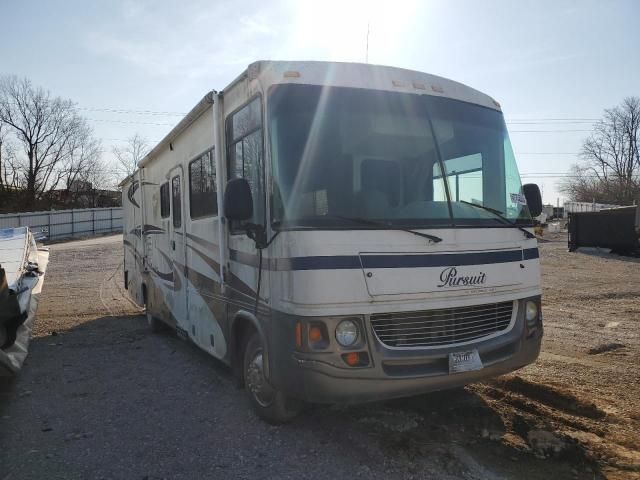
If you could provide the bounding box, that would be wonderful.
[1,0,639,204]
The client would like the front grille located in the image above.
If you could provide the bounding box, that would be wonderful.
[370,301,514,348]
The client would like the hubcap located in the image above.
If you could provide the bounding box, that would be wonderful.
[246,349,274,407]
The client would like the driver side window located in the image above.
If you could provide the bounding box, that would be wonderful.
[226,97,264,232]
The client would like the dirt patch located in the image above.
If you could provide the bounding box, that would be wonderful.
[588,343,627,355]
[496,236,640,479]
[2,233,640,480]
[492,376,606,419]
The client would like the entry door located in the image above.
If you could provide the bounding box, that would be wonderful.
[169,170,189,332]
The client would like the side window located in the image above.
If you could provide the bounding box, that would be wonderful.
[189,149,217,219]
[160,182,170,218]
[226,97,263,231]
[171,175,182,228]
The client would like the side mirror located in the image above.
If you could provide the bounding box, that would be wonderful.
[522,183,542,217]
[224,178,253,221]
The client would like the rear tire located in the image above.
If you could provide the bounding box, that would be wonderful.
[146,311,164,333]
[243,332,301,424]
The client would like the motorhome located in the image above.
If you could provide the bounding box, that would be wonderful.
[121,61,544,423]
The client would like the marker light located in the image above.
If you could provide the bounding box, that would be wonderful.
[344,352,360,366]
[309,326,323,343]
[335,319,359,347]
[295,321,302,348]
[283,71,300,78]
[342,352,370,367]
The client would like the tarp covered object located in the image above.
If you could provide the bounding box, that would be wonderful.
[0,227,49,376]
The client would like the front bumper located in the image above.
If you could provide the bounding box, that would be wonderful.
[269,298,542,404]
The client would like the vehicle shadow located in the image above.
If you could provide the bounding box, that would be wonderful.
[574,247,640,263]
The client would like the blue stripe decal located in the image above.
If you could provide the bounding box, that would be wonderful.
[229,247,539,271]
[361,250,525,269]
[281,255,362,271]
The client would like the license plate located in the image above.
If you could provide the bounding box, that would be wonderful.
[449,349,483,374]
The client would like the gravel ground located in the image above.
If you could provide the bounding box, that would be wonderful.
[1,234,638,479]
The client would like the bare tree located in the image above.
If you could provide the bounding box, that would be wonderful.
[84,157,114,207]
[0,123,19,192]
[0,122,5,191]
[59,123,103,193]
[0,76,93,207]
[561,97,640,204]
[112,133,148,179]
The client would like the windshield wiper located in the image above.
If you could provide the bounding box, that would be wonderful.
[459,201,535,239]
[331,215,443,243]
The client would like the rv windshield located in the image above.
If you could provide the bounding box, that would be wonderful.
[268,84,532,229]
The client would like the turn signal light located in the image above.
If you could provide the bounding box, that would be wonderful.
[308,323,329,349]
[342,352,370,367]
[309,326,323,343]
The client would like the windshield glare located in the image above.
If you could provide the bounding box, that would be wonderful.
[268,84,532,229]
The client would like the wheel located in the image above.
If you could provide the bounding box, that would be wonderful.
[243,332,302,424]
[146,311,164,333]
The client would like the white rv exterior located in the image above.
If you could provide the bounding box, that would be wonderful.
[122,61,543,422]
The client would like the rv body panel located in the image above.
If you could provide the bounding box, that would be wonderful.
[122,101,228,360]
[264,228,540,316]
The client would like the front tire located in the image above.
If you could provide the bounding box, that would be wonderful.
[243,332,301,424]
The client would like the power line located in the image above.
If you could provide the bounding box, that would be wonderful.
[87,118,174,126]
[506,121,595,125]
[76,106,186,116]
[505,117,599,121]
[101,137,162,143]
[509,129,592,133]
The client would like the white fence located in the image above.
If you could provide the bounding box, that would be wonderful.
[0,207,123,240]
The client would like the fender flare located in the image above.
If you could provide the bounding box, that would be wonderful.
[229,309,271,384]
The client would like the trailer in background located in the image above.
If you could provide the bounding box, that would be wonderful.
[568,206,640,255]
[563,201,622,218]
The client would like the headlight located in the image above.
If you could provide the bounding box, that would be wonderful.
[525,301,538,322]
[335,319,359,347]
